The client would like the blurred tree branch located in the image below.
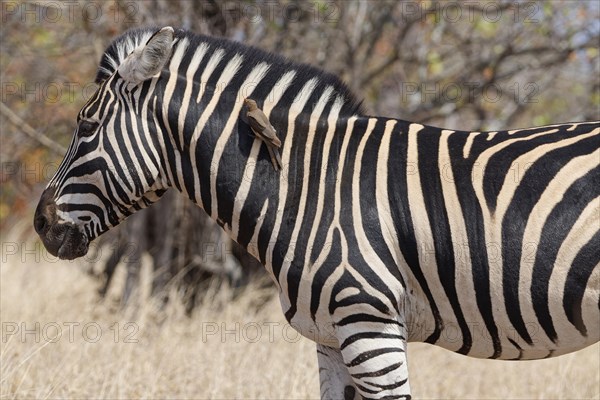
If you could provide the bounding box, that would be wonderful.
[0,102,66,155]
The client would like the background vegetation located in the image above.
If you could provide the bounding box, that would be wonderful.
[1,1,599,398]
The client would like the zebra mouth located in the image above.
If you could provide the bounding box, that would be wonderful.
[56,224,89,260]
[38,222,89,260]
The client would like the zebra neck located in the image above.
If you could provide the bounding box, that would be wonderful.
[156,86,290,268]
[149,37,367,275]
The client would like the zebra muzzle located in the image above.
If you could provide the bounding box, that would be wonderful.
[34,188,90,260]
[35,218,89,260]
[56,224,88,260]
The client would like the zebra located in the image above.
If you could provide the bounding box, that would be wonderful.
[33,27,599,399]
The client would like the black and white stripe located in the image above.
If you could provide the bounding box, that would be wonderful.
[36,27,599,399]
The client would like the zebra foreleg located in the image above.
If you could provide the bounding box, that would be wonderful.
[317,344,359,400]
[336,320,411,400]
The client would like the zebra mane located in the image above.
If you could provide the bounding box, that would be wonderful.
[95,27,364,116]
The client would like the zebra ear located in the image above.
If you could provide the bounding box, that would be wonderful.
[117,27,175,85]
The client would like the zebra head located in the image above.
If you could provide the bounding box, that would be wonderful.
[34,27,176,259]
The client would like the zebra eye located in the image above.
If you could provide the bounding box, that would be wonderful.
[78,120,99,137]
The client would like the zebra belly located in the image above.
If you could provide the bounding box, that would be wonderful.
[405,258,600,360]
[407,300,599,361]
[406,243,600,360]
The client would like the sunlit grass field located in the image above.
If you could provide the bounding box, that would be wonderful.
[1,238,599,399]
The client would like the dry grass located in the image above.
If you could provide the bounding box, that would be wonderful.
[1,243,598,399]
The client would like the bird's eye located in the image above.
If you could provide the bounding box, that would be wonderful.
[78,120,99,137]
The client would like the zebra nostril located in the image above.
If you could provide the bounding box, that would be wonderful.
[34,215,48,234]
